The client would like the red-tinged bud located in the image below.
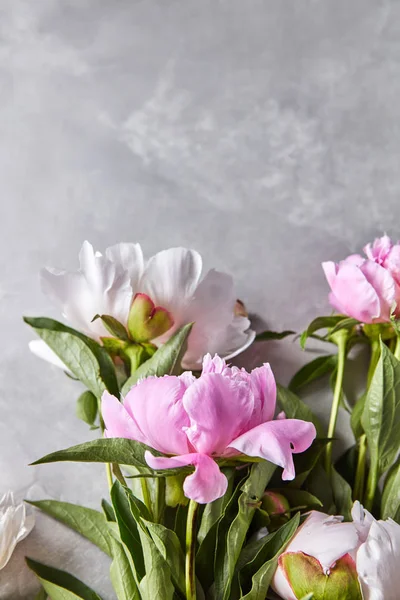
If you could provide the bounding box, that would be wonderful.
[127,293,174,343]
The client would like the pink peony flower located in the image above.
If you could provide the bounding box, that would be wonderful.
[322,235,400,323]
[272,501,400,600]
[102,354,316,504]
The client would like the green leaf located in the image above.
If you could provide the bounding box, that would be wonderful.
[109,536,140,600]
[305,463,336,514]
[121,323,193,395]
[351,392,367,439]
[214,462,276,600]
[27,500,112,556]
[289,355,337,393]
[238,514,301,600]
[277,384,323,436]
[31,438,187,478]
[361,341,400,476]
[300,316,345,349]
[34,587,47,600]
[382,459,400,522]
[26,558,103,600]
[92,314,130,341]
[110,481,146,580]
[330,468,353,521]
[329,317,360,336]
[24,317,119,398]
[101,499,115,522]
[138,528,175,600]
[75,391,98,426]
[142,519,185,594]
[255,330,295,342]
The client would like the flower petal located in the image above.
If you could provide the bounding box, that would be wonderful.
[41,241,133,339]
[357,519,400,600]
[364,235,392,263]
[105,242,144,290]
[182,373,254,454]
[0,493,35,571]
[286,511,359,572]
[28,340,70,372]
[139,247,203,314]
[180,269,254,369]
[123,376,190,455]
[228,419,316,480]
[247,363,277,427]
[145,451,227,504]
[323,260,381,323]
[102,391,147,444]
[359,261,396,321]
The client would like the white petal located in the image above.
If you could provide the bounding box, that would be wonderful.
[179,269,255,368]
[105,242,144,291]
[351,500,375,543]
[41,241,133,339]
[357,519,400,600]
[139,247,203,314]
[0,493,34,571]
[281,511,360,573]
[29,340,70,372]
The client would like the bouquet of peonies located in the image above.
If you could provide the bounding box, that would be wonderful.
[6,236,400,599]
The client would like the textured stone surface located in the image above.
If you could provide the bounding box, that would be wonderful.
[1,0,399,597]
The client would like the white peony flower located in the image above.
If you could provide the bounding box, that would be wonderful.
[30,241,255,370]
[0,492,35,570]
[272,501,400,600]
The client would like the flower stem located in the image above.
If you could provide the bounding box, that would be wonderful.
[106,463,113,491]
[394,336,400,361]
[364,460,378,512]
[185,500,199,600]
[141,478,152,517]
[154,477,166,523]
[353,434,367,501]
[325,330,348,475]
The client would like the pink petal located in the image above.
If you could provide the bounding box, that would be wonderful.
[247,363,277,427]
[123,376,190,455]
[364,235,392,263]
[385,244,400,286]
[228,419,316,480]
[322,261,338,288]
[359,260,396,321]
[145,451,228,504]
[102,391,147,444]
[326,261,381,322]
[201,353,228,374]
[182,373,254,454]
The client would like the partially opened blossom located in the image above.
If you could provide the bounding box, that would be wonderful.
[0,492,35,570]
[102,354,316,504]
[30,241,255,369]
[272,501,400,600]
[322,235,400,323]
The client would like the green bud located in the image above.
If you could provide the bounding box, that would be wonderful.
[127,293,174,343]
[280,552,362,600]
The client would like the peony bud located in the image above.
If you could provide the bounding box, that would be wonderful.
[127,293,174,343]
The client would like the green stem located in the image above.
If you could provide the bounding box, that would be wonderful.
[154,477,166,523]
[394,336,400,361]
[367,338,381,388]
[106,463,113,491]
[325,330,348,475]
[185,500,199,600]
[364,460,378,512]
[353,434,367,501]
[141,478,152,517]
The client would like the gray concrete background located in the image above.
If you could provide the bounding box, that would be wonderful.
[1,0,399,597]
